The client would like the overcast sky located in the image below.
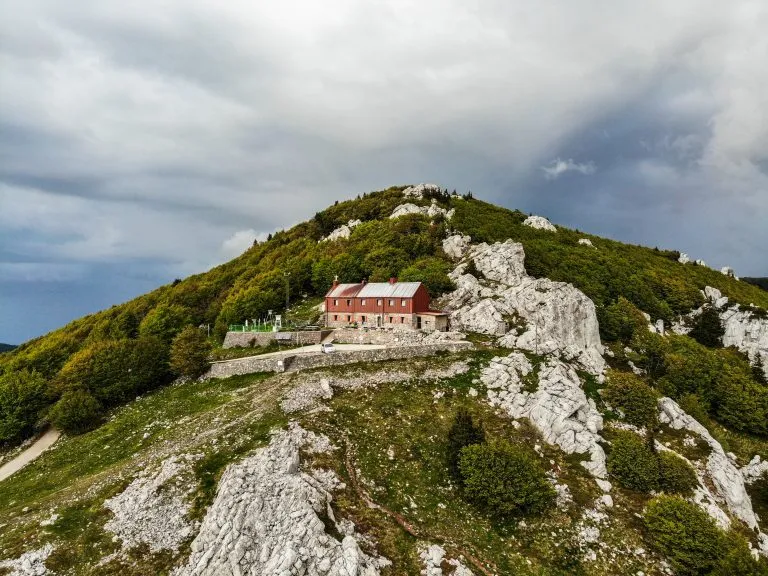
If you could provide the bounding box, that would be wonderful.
[1,1,767,344]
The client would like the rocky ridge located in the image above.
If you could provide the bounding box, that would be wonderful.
[482,353,608,481]
[442,236,605,375]
[390,200,454,221]
[322,220,362,242]
[175,424,387,576]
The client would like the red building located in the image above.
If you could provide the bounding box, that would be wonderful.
[324,278,449,331]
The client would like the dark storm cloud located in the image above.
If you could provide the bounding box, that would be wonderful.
[1,0,767,343]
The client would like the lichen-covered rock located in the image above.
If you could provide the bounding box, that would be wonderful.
[0,545,53,576]
[442,234,472,261]
[322,219,362,242]
[659,397,760,530]
[390,200,454,221]
[176,424,387,576]
[104,455,197,552]
[482,354,607,480]
[444,240,605,374]
[402,183,442,199]
[522,215,556,232]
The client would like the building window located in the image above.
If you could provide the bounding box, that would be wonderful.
[401,299,406,307]
[388,299,394,306]
[361,299,366,306]
[388,316,392,323]
[400,317,404,323]
[333,315,338,321]
[361,315,366,323]
[346,299,351,306]
[347,315,351,322]
[333,299,338,306]
[377,299,382,306]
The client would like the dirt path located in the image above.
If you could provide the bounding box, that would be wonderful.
[0,428,61,482]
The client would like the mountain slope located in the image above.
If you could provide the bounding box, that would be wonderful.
[0,343,16,353]
[2,185,768,575]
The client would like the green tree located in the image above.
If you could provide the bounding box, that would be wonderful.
[753,354,767,385]
[0,370,49,444]
[689,306,725,348]
[445,408,485,481]
[170,327,212,379]
[658,452,698,496]
[607,430,659,492]
[399,257,456,297]
[599,297,648,343]
[459,441,555,518]
[603,371,659,429]
[643,495,727,576]
[49,390,103,435]
[138,304,193,343]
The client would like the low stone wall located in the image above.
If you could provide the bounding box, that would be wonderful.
[329,328,426,345]
[206,341,473,379]
[223,330,331,349]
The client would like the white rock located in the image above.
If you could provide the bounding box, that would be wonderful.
[578,238,594,248]
[0,545,54,576]
[522,215,557,232]
[721,266,737,279]
[402,183,442,199]
[743,456,768,484]
[322,219,362,242]
[445,240,605,375]
[482,354,608,479]
[175,424,386,576]
[418,544,474,576]
[695,259,707,267]
[390,200,454,221]
[659,397,759,530]
[678,253,691,264]
[442,234,472,261]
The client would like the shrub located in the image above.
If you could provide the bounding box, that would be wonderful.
[754,355,767,385]
[398,257,456,297]
[599,297,648,343]
[463,258,483,279]
[607,430,659,492]
[138,304,193,343]
[170,327,213,379]
[49,390,103,434]
[459,441,555,518]
[445,408,485,481]
[603,371,659,429]
[642,495,768,576]
[658,451,698,495]
[0,370,49,444]
[689,306,725,348]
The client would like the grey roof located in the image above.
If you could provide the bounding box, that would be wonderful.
[325,282,422,299]
[357,282,421,298]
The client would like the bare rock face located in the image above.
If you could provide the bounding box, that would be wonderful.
[176,424,386,576]
[442,234,472,261]
[659,397,761,531]
[322,219,362,242]
[482,354,608,480]
[402,183,441,199]
[0,545,53,576]
[390,200,454,221]
[445,240,605,375]
[742,456,768,485]
[104,455,198,552]
[522,215,556,232]
[676,287,768,379]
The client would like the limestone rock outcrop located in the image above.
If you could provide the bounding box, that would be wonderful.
[322,219,362,242]
[482,353,608,480]
[0,545,53,576]
[522,215,556,232]
[402,183,441,199]
[578,238,594,248]
[444,239,605,374]
[176,424,386,576]
[442,234,472,261]
[659,397,761,531]
[104,455,197,552]
[390,200,454,221]
[742,456,768,485]
[678,253,691,264]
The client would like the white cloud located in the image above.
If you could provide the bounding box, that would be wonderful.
[541,158,597,180]
[220,229,258,259]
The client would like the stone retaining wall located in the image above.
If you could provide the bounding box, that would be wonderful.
[223,330,332,349]
[206,341,473,379]
[329,328,425,345]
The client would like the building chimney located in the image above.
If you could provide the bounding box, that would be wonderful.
[362,278,367,285]
[332,275,338,288]
[389,277,397,284]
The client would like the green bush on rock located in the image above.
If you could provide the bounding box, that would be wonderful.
[603,371,659,429]
[607,430,659,492]
[657,451,698,496]
[459,441,555,518]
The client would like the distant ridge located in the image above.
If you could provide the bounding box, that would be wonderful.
[0,343,16,352]
[744,277,768,292]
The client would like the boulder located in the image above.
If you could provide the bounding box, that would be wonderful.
[578,238,595,248]
[678,253,691,264]
[522,215,557,232]
[322,219,362,242]
[442,234,472,261]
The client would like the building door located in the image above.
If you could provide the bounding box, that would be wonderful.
[377,316,382,327]
[416,316,422,329]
